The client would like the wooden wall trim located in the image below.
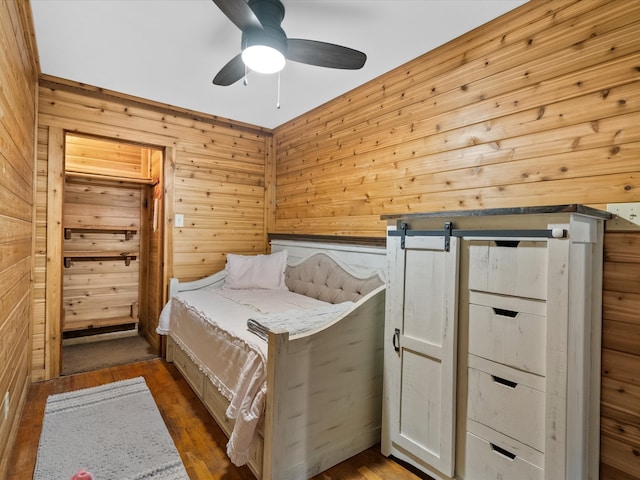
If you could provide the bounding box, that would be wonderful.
[28,77,38,379]
[163,146,176,301]
[38,74,272,137]
[44,127,64,378]
[264,136,276,251]
[268,233,386,248]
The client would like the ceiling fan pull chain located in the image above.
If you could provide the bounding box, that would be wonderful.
[243,63,248,86]
[276,71,281,109]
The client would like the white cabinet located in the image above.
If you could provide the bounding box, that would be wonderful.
[383,234,460,477]
[381,205,608,480]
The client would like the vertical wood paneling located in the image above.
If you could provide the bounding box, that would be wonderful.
[44,127,64,379]
[0,0,38,477]
[141,149,164,351]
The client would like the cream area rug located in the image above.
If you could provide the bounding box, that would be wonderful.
[33,377,189,479]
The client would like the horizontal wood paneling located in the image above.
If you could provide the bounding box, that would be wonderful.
[65,134,148,178]
[62,177,142,333]
[602,230,640,478]
[0,0,38,477]
[34,76,272,382]
[273,0,640,236]
[271,1,640,477]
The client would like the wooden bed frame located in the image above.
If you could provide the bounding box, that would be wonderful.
[165,241,387,479]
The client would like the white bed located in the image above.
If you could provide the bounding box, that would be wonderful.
[158,241,386,479]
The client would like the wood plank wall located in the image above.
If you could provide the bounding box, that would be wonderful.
[271,1,640,477]
[0,1,38,477]
[65,134,146,177]
[62,177,142,332]
[62,135,157,340]
[272,0,640,234]
[33,77,272,382]
[5,0,639,477]
[601,229,640,479]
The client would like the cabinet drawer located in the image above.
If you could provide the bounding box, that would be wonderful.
[465,423,543,480]
[469,291,546,376]
[467,356,545,452]
[203,380,234,436]
[173,343,205,398]
[468,240,547,300]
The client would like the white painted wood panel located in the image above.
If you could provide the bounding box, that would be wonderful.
[468,291,546,376]
[468,240,548,300]
[467,355,545,452]
[383,233,459,478]
[465,429,544,480]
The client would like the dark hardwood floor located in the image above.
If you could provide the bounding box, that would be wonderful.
[7,358,429,479]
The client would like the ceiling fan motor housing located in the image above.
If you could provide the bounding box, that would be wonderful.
[242,0,287,56]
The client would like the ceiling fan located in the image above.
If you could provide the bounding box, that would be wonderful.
[212,0,367,86]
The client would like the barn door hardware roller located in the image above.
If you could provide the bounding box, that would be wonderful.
[391,222,566,250]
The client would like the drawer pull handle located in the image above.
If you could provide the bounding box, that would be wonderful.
[493,307,518,318]
[494,240,520,248]
[490,443,516,460]
[492,375,518,388]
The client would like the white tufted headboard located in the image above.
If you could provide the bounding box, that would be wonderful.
[284,253,384,304]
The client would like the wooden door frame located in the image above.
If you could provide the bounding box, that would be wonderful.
[44,129,174,379]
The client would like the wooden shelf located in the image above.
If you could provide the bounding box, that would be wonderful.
[65,171,155,185]
[64,227,137,240]
[64,252,138,268]
[62,314,138,332]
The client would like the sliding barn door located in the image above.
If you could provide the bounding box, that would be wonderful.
[383,232,460,478]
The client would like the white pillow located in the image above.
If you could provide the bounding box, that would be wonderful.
[223,250,288,290]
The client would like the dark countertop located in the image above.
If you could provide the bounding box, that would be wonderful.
[381,204,612,221]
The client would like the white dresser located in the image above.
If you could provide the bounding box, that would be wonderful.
[381,205,609,480]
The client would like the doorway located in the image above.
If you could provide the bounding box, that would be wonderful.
[60,133,165,374]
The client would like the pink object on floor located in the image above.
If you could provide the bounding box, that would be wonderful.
[70,469,93,480]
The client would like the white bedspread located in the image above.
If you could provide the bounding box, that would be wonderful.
[157,287,329,465]
[247,301,354,341]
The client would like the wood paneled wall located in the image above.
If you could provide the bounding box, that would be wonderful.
[0,1,38,477]
[62,177,142,332]
[33,77,272,382]
[271,1,640,477]
[65,134,148,178]
[62,135,163,344]
[272,0,640,235]
[601,229,640,479]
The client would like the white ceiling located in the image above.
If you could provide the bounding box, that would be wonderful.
[30,0,526,129]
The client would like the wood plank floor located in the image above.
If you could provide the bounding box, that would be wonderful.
[7,358,431,480]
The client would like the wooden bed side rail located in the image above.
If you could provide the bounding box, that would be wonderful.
[263,287,386,479]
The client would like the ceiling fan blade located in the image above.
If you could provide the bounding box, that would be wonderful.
[287,39,366,70]
[213,54,246,86]
[212,0,263,31]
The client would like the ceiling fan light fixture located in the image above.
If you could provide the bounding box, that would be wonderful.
[242,44,285,74]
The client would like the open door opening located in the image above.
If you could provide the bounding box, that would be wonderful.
[60,133,165,374]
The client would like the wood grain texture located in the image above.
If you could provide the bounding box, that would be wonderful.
[62,171,142,333]
[34,77,272,382]
[6,359,428,480]
[0,0,38,477]
[602,230,640,479]
[273,0,640,236]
